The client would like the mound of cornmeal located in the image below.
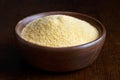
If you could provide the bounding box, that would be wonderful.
[21,15,99,47]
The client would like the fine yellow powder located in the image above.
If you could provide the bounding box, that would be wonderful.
[21,15,99,47]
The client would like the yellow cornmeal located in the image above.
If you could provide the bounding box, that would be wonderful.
[21,15,99,47]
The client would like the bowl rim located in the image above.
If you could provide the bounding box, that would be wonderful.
[15,11,106,50]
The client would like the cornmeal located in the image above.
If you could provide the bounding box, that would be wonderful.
[21,15,99,47]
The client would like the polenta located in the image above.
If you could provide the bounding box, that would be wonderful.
[21,15,99,47]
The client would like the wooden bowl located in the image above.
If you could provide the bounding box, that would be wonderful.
[15,11,106,72]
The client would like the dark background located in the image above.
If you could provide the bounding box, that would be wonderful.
[0,0,120,80]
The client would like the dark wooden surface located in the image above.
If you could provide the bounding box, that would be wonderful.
[0,0,120,80]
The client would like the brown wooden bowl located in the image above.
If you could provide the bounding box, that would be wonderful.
[15,11,106,72]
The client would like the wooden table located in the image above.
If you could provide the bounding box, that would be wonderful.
[0,0,120,80]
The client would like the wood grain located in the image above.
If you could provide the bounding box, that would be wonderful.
[0,0,120,80]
